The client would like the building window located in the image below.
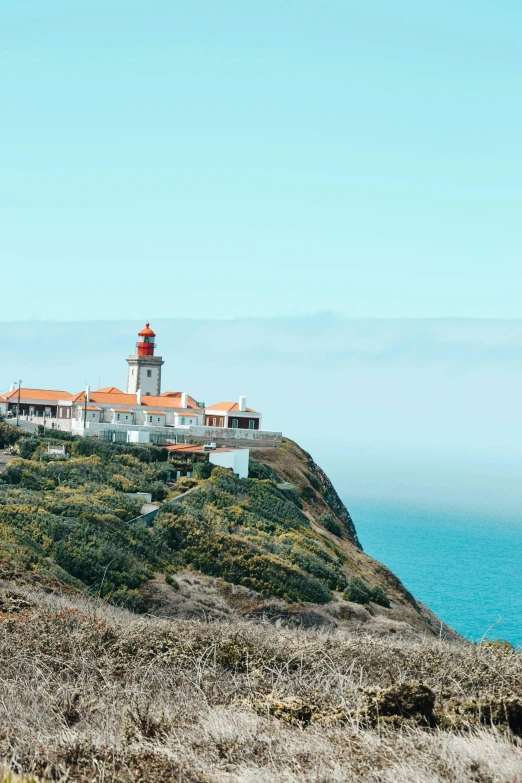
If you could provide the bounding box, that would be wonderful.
[149,416,153,423]
[212,417,217,426]
[117,414,120,421]
[219,418,224,427]
[232,419,238,429]
[147,370,152,378]
[181,417,185,425]
[249,420,255,429]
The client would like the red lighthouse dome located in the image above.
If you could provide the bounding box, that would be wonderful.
[137,323,156,356]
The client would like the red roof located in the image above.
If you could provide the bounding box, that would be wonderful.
[206,402,257,413]
[96,386,125,394]
[147,411,166,416]
[138,323,156,337]
[161,392,199,406]
[2,388,73,402]
[113,408,134,414]
[166,445,236,454]
[70,390,200,409]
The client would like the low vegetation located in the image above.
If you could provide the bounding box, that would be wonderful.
[0,429,388,611]
[2,425,518,780]
[0,585,520,782]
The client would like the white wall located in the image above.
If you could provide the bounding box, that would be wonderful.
[126,357,163,396]
[127,431,151,444]
[209,449,250,479]
[69,419,281,445]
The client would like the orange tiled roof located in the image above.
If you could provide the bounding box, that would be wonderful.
[161,392,199,407]
[176,411,198,416]
[96,386,125,394]
[3,388,73,402]
[166,444,234,454]
[85,406,101,411]
[113,408,134,414]
[206,402,257,413]
[147,411,166,416]
[70,391,200,409]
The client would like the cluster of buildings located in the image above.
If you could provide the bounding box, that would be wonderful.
[0,324,282,449]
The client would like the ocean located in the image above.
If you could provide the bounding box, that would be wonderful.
[348,498,522,647]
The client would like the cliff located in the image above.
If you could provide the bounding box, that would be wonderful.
[1,429,522,782]
[0,430,455,639]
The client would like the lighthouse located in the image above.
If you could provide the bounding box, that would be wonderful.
[126,323,165,396]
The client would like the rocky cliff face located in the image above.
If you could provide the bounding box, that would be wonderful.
[146,438,458,641]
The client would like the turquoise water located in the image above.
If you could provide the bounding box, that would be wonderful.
[348,498,522,647]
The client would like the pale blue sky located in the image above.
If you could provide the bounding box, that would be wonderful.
[2,0,521,320]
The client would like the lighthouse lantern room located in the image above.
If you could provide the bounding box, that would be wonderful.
[137,323,156,356]
[126,323,165,396]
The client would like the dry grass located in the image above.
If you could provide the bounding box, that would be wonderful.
[0,583,521,782]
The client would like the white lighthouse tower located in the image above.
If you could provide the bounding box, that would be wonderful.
[126,323,164,396]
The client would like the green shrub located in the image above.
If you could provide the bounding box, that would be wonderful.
[369,586,391,608]
[343,578,390,608]
[165,573,180,589]
[0,423,26,449]
[320,513,343,538]
[163,512,331,604]
[344,577,371,605]
[41,430,76,442]
[193,461,214,480]
[17,439,39,460]
[248,459,280,482]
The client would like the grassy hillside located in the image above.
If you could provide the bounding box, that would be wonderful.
[0,425,521,781]
[0,428,448,636]
[0,585,520,782]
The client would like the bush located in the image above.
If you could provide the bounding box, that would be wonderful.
[177,477,198,491]
[248,459,281,482]
[344,578,390,608]
[17,439,39,460]
[0,423,26,450]
[344,577,371,605]
[165,573,180,589]
[163,512,331,604]
[41,430,76,442]
[369,585,391,608]
[193,461,214,480]
[320,513,343,538]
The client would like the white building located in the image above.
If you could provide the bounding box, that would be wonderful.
[1,323,282,448]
